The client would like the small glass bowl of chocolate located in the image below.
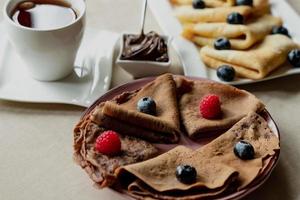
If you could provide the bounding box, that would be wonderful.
[116,31,171,78]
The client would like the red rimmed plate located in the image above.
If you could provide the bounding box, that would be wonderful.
[82,76,280,200]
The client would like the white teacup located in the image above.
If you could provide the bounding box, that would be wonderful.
[3,0,86,81]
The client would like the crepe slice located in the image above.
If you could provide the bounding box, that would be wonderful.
[91,103,178,143]
[115,112,280,199]
[91,74,181,144]
[73,114,158,188]
[200,34,299,79]
[176,77,264,138]
[174,5,252,24]
[182,15,282,50]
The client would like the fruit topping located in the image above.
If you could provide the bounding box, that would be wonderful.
[271,26,290,37]
[199,95,221,119]
[288,49,300,68]
[192,0,205,9]
[236,0,253,6]
[137,97,157,115]
[234,140,255,160]
[214,37,231,50]
[227,12,244,25]
[95,130,121,156]
[217,65,236,82]
[176,165,197,184]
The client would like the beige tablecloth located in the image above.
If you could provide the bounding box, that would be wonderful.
[1,1,300,200]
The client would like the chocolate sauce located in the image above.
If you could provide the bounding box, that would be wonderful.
[121,31,169,62]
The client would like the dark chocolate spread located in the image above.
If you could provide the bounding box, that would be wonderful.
[121,31,169,62]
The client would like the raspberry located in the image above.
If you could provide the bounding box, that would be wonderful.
[95,131,121,156]
[199,94,221,119]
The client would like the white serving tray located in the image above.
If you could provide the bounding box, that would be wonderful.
[149,0,300,85]
[0,23,119,107]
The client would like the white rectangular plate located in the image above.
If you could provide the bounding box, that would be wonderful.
[0,23,119,107]
[149,0,300,85]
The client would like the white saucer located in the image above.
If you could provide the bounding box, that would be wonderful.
[149,0,300,85]
[0,23,119,107]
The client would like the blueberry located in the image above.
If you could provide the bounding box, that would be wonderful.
[137,97,156,115]
[176,165,197,184]
[288,49,300,68]
[227,12,244,25]
[236,0,253,6]
[234,140,255,160]
[214,37,231,50]
[192,0,205,9]
[217,65,236,82]
[271,26,290,37]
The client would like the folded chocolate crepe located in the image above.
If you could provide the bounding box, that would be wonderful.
[176,77,264,138]
[91,103,178,143]
[182,15,282,50]
[73,115,158,188]
[200,34,299,79]
[174,5,252,24]
[91,74,181,144]
[116,112,280,199]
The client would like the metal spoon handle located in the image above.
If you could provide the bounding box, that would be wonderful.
[140,0,148,35]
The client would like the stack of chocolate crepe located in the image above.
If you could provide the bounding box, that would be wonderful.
[73,74,280,199]
[170,0,300,79]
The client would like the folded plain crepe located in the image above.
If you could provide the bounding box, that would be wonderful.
[175,77,264,138]
[173,0,269,24]
[116,112,280,199]
[170,0,269,7]
[91,74,181,144]
[182,15,282,50]
[171,0,236,7]
[174,5,252,24]
[73,114,158,188]
[200,34,299,79]
[171,0,269,13]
